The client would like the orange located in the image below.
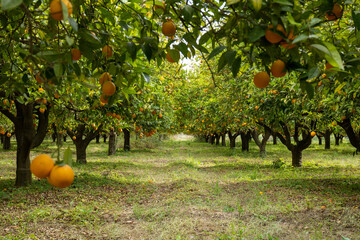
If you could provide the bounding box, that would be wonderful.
[140,107,144,112]
[30,154,55,179]
[265,24,285,44]
[6,132,11,137]
[99,72,112,85]
[162,20,176,36]
[152,110,156,115]
[271,60,286,77]
[50,0,73,21]
[325,3,342,21]
[253,71,270,88]
[102,45,113,58]
[159,113,163,118]
[39,108,45,113]
[132,114,136,118]
[325,62,334,70]
[102,81,116,96]
[72,136,76,140]
[54,93,60,99]
[166,52,176,63]
[35,74,45,84]
[100,94,108,104]
[71,48,81,61]
[47,164,74,188]
[310,131,316,137]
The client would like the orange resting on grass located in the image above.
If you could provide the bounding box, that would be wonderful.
[47,164,74,188]
[30,154,55,179]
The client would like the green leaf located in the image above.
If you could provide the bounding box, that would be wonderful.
[168,49,180,62]
[323,42,344,70]
[61,0,69,21]
[99,7,116,25]
[291,34,309,44]
[250,0,262,12]
[273,0,293,6]
[182,5,194,22]
[126,42,137,61]
[218,50,236,72]
[54,63,63,77]
[65,36,74,46]
[307,67,321,80]
[287,13,302,27]
[174,42,188,58]
[248,26,265,43]
[141,72,151,83]
[352,10,360,31]
[231,57,242,77]
[334,82,346,93]
[1,0,22,10]
[68,17,78,32]
[227,0,241,5]
[199,32,211,45]
[63,146,72,166]
[300,81,314,99]
[207,45,226,60]
[310,44,331,56]
[142,43,153,61]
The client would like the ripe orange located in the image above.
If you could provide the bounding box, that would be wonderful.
[6,132,11,137]
[132,114,136,118]
[102,45,113,58]
[166,52,176,63]
[35,74,45,83]
[71,48,81,61]
[265,24,285,44]
[39,108,45,113]
[159,113,163,118]
[253,71,270,88]
[140,107,144,112]
[325,3,342,21]
[72,136,76,140]
[102,81,116,96]
[100,94,108,104]
[271,60,286,77]
[47,164,74,188]
[325,62,334,70]
[162,20,176,36]
[30,154,55,179]
[54,93,60,99]
[310,131,316,137]
[39,87,45,92]
[50,0,73,21]
[99,72,112,85]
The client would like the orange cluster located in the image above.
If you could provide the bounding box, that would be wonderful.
[106,112,121,120]
[265,24,297,49]
[30,154,74,188]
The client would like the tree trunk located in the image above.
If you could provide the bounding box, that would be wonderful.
[334,134,341,146]
[209,135,215,145]
[103,134,107,143]
[108,129,116,156]
[215,134,220,145]
[240,131,251,152]
[75,142,87,164]
[204,135,209,143]
[325,130,331,149]
[291,147,303,167]
[52,133,56,142]
[0,134,3,144]
[123,128,130,151]
[63,136,67,142]
[317,135,322,145]
[338,118,360,152]
[56,133,63,146]
[3,133,11,150]
[96,134,100,143]
[221,133,226,146]
[272,135,277,145]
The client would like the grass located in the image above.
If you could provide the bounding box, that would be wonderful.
[0,135,359,239]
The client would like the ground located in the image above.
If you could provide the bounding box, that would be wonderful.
[0,135,359,239]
